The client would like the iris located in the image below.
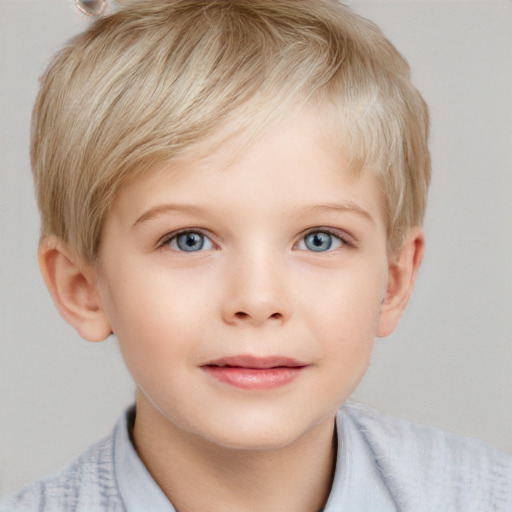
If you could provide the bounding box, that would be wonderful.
[304,232,334,252]
[175,232,207,252]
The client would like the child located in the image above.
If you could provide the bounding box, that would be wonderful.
[3,0,511,511]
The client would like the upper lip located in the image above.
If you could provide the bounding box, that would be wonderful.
[203,355,307,369]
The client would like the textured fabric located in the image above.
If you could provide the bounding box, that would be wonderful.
[342,403,512,512]
[2,403,512,512]
[323,404,397,511]
[2,433,125,512]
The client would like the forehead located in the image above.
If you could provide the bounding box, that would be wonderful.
[110,110,386,228]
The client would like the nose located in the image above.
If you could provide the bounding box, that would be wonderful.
[220,250,292,327]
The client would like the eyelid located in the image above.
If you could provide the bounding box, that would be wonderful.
[298,227,355,247]
[155,226,354,251]
[157,228,217,250]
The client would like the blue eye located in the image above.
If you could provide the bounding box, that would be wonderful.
[298,231,343,252]
[165,231,214,252]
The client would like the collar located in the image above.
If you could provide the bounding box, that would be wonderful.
[114,404,396,512]
[114,406,176,512]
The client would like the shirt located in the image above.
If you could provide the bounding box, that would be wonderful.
[3,402,512,511]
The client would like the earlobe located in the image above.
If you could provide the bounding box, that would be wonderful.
[377,227,425,338]
[38,236,112,342]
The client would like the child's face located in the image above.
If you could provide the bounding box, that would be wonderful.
[95,111,395,449]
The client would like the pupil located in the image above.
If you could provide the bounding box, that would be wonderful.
[313,235,323,246]
[186,234,198,246]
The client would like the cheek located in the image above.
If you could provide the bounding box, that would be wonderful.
[103,254,206,321]
[316,286,382,389]
[302,264,385,387]
[102,278,200,397]
[98,262,207,361]
[303,264,385,337]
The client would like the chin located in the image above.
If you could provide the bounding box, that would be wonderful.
[204,426,304,451]
[196,411,332,452]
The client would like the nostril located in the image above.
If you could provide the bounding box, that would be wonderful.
[233,311,283,321]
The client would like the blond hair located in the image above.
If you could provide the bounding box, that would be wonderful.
[32,0,430,261]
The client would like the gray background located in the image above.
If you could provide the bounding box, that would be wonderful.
[1,0,511,495]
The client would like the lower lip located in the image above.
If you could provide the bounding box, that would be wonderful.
[202,366,305,390]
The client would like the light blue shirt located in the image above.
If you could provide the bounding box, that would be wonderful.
[4,402,512,511]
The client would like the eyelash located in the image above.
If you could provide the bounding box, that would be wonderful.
[298,228,353,251]
[157,227,353,253]
[158,229,215,252]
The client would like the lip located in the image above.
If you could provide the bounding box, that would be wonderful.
[201,355,308,390]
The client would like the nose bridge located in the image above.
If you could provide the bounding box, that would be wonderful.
[221,243,291,327]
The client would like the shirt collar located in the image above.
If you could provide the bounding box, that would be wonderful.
[322,404,396,511]
[114,406,176,512]
[114,404,395,512]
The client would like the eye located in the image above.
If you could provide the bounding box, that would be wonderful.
[163,231,214,252]
[297,230,344,252]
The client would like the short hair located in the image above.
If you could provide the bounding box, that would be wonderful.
[32,0,430,261]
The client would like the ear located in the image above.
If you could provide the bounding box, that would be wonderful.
[38,236,112,342]
[377,227,425,338]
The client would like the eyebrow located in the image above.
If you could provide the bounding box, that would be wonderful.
[133,200,375,229]
[297,202,375,223]
[133,204,209,228]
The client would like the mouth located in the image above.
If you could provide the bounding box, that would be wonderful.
[201,355,308,390]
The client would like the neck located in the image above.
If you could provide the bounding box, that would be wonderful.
[133,394,337,512]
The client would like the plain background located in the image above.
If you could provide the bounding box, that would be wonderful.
[0,0,511,496]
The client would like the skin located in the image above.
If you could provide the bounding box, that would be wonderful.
[39,110,424,512]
